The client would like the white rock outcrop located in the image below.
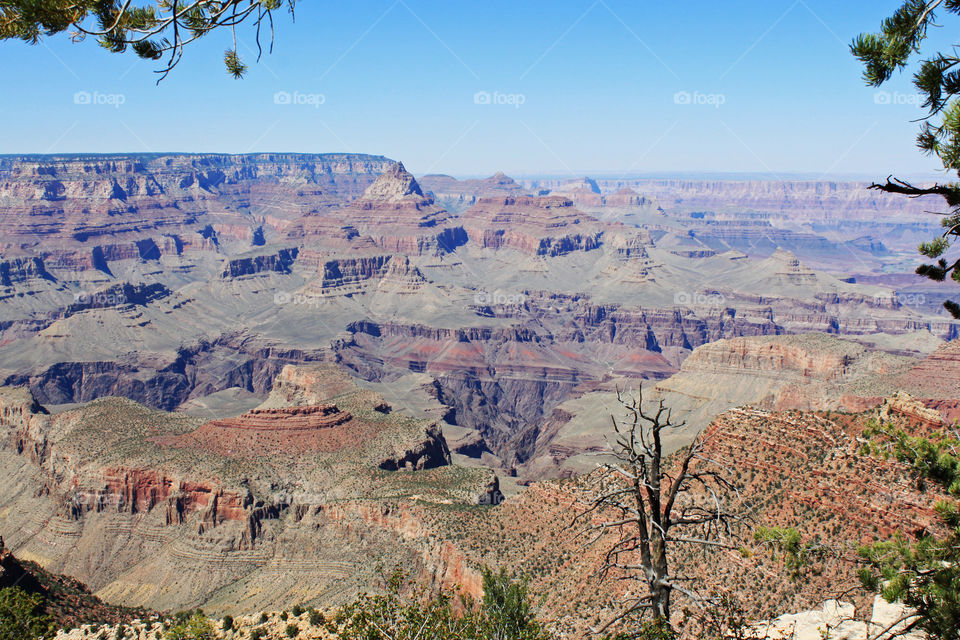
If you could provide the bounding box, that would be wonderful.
[746,597,923,640]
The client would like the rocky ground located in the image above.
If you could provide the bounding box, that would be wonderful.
[54,610,338,640]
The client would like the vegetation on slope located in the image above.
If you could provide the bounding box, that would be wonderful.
[0,543,151,639]
[327,567,551,640]
[858,416,960,639]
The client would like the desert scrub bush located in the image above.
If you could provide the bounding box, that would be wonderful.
[290,604,303,617]
[164,611,214,640]
[258,613,268,624]
[249,629,266,640]
[284,623,298,637]
[308,609,323,626]
[329,566,551,640]
[0,586,55,640]
[221,615,233,631]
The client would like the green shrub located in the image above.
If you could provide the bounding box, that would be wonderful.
[329,567,551,640]
[221,615,233,631]
[280,611,288,621]
[258,613,268,624]
[164,611,214,640]
[249,629,266,640]
[285,623,298,638]
[478,566,548,640]
[0,586,55,640]
[308,609,323,626]
[291,604,303,617]
[637,618,676,640]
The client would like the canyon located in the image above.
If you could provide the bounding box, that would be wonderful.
[1,153,955,479]
[0,361,950,637]
[1,152,959,635]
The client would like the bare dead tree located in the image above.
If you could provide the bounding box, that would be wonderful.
[574,386,743,636]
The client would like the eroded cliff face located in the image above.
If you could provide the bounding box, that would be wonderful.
[297,255,427,297]
[527,177,940,219]
[0,153,393,273]
[220,248,299,279]
[287,163,468,257]
[1,333,329,410]
[0,364,500,614]
[331,303,951,472]
[2,156,958,487]
[515,334,930,480]
[462,196,604,256]
[0,364,950,638]
[418,171,526,212]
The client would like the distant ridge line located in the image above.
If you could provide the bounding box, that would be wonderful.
[0,152,394,161]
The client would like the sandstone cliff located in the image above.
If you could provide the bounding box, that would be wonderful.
[0,363,499,614]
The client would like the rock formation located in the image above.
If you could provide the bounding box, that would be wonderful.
[0,153,394,275]
[748,599,923,640]
[461,195,604,256]
[0,362,498,614]
[289,163,467,256]
[418,171,526,211]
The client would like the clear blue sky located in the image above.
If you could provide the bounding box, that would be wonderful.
[0,1,952,178]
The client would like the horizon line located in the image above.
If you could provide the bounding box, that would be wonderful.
[0,151,946,183]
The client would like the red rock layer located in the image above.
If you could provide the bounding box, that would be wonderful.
[209,405,352,431]
[73,467,250,525]
[161,404,381,457]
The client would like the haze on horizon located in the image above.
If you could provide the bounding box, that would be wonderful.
[0,0,951,180]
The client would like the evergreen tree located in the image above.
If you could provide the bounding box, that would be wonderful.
[853,1,960,317]
[164,611,214,640]
[0,1,295,79]
[0,586,55,640]
[858,418,960,639]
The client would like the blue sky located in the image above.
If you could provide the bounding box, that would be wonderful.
[0,1,953,178]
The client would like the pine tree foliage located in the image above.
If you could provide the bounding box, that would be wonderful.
[0,1,295,80]
[853,1,960,317]
[857,418,960,639]
[0,586,55,640]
